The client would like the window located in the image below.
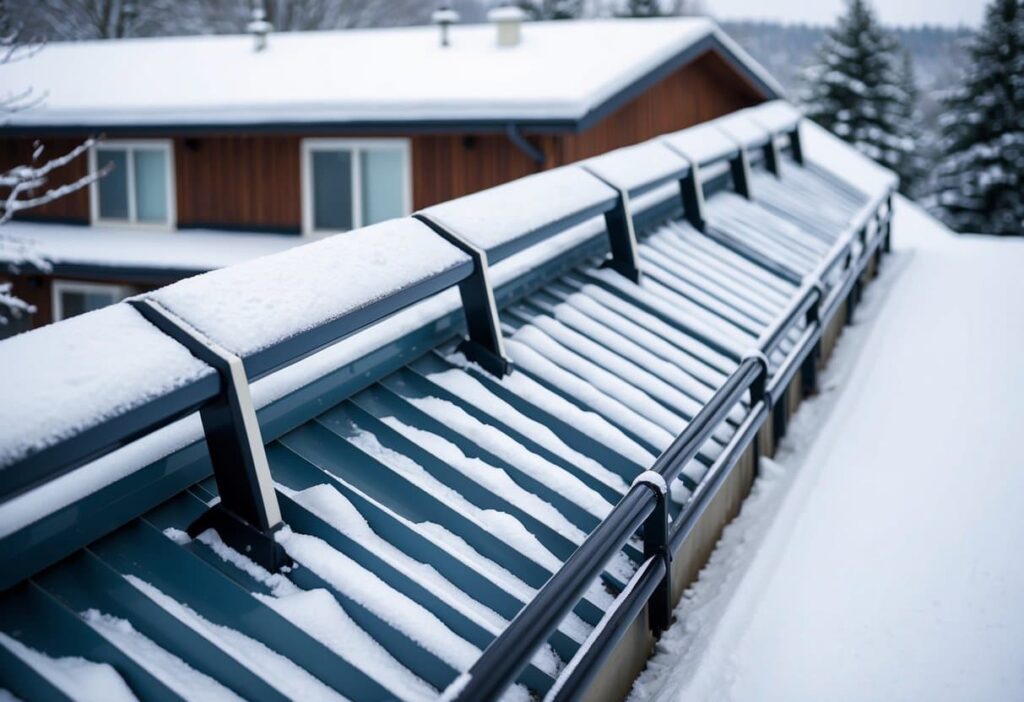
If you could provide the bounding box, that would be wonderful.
[52,281,131,322]
[301,139,411,235]
[89,140,175,228]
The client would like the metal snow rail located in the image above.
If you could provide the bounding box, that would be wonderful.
[0,242,474,502]
[450,354,769,702]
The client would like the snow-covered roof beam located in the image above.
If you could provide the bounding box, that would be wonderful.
[0,219,475,495]
[581,141,691,200]
[419,166,619,265]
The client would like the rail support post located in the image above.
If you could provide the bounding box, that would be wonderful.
[581,167,643,284]
[129,299,292,572]
[789,126,805,165]
[763,138,782,177]
[634,471,672,635]
[729,148,753,199]
[414,213,512,377]
[801,283,824,396]
[883,193,893,253]
[679,162,707,232]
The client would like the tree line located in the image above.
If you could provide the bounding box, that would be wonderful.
[800,0,1023,235]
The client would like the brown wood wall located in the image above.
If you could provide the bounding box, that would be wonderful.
[175,135,302,231]
[0,48,763,230]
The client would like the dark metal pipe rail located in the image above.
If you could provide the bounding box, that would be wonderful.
[544,555,667,702]
[451,354,767,702]
[451,482,659,701]
[757,279,822,359]
[652,354,767,487]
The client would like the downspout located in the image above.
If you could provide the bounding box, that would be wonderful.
[506,123,546,170]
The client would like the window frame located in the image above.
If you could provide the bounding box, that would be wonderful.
[88,139,176,230]
[51,280,132,322]
[300,138,412,237]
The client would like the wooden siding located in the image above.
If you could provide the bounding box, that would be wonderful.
[175,135,302,232]
[555,51,763,165]
[0,48,762,229]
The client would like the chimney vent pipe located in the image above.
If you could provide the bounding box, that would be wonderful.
[488,5,527,48]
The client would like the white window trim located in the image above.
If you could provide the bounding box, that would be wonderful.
[89,139,176,231]
[52,280,132,322]
[300,138,412,237]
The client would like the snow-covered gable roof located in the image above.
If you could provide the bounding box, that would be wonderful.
[0,18,783,130]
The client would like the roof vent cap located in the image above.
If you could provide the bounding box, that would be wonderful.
[432,3,460,47]
[247,0,273,52]
[487,5,527,48]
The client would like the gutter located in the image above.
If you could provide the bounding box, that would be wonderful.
[506,123,546,168]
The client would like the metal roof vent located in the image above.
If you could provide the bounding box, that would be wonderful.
[247,0,273,52]
[432,3,460,48]
[488,5,527,48]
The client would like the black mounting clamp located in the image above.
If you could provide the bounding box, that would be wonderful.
[413,213,513,377]
[580,166,643,284]
[129,298,293,572]
[633,470,672,635]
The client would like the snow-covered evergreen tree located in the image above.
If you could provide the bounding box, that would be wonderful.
[517,0,584,20]
[932,0,1024,235]
[801,0,917,192]
[623,0,662,16]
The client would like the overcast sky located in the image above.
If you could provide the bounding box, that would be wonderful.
[704,0,988,28]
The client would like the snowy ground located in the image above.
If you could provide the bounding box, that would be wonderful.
[630,197,1024,702]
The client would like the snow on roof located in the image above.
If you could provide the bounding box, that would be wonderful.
[747,100,802,135]
[714,111,771,148]
[0,303,213,469]
[148,218,470,358]
[582,141,690,196]
[801,120,898,198]
[420,166,617,261]
[0,18,781,128]
[0,221,301,275]
[661,121,740,167]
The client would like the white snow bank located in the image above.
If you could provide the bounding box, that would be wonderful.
[801,119,898,199]
[0,221,299,272]
[582,141,690,195]
[0,631,138,702]
[420,167,616,259]
[149,218,469,358]
[81,609,243,702]
[630,200,1024,701]
[745,100,801,135]
[661,122,738,167]
[0,304,213,469]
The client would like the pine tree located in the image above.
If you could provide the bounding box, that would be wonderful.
[800,0,917,191]
[623,0,662,17]
[516,0,584,20]
[932,0,1024,235]
[893,50,927,196]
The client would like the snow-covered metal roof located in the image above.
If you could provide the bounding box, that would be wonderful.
[0,18,783,130]
[0,106,896,702]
